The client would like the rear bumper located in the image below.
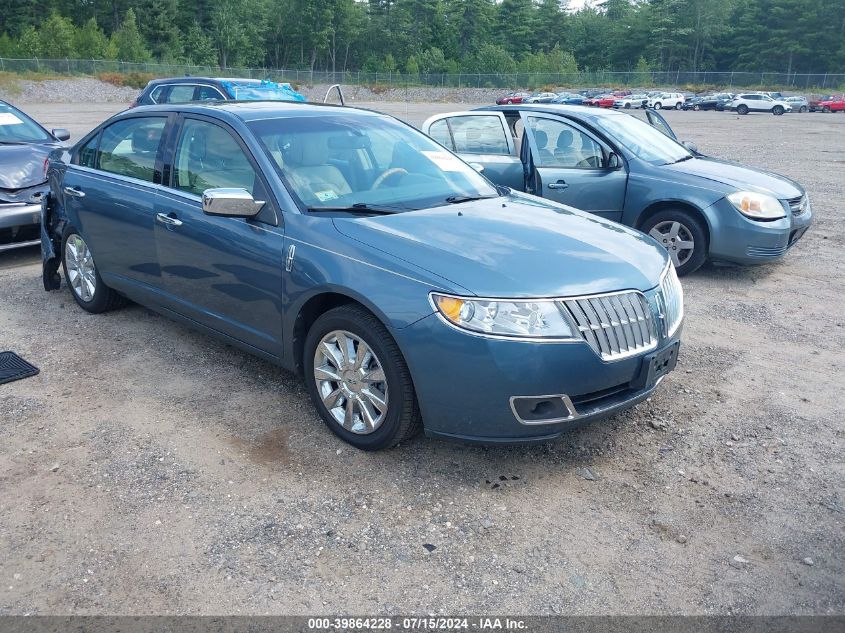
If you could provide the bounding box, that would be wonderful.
[707,197,813,265]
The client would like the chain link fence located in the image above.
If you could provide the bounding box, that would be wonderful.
[1,57,844,90]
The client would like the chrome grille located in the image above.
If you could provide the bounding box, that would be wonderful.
[787,195,807,215]
[561,291,657,361]
[658,264,684,337]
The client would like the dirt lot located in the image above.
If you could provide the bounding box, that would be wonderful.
[1,102,843,615]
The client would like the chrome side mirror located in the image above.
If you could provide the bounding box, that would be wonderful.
[202,188,264,217]
[52,128,71,141]
[468,162,485,173]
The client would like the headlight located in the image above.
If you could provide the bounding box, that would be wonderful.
[431,293,578,339]
[727,191,786,220]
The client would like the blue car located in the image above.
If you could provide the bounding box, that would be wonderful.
[42,102,682,450]
[423,105,813,275]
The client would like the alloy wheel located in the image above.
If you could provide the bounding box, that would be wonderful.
[65,234,97,302]
[649,221,695,268]
[313,330,389,435]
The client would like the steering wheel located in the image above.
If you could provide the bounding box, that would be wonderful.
[370,167,408,190]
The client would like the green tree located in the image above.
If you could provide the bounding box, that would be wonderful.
[111,8,152,62]
[182,22,217,66]
[74,18,110,59]
[39,13,77,58]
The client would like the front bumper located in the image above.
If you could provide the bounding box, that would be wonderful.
[395,307,682,444]
[0,202,42,251]
[706,196,813,265]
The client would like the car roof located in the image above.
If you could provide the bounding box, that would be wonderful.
[146,77,271,87]
[122,100,383,123]
[478,103,633,122]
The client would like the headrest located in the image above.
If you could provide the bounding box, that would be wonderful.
[534,130,548,148]
[285,137,328,167]
[328,134,370,150]
[556,130,574,149]
[132,126,160,154]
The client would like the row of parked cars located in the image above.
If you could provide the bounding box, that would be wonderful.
[0,75,813,451]
[497,89,845,116]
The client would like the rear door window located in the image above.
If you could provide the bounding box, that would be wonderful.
[97,117,166,182]
[448,115,511,155]
[196,85,226,101]
[164,85,197,103]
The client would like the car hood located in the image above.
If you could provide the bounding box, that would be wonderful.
[332,194,668,298]
[662,157,802,198]
[0,142,55,189]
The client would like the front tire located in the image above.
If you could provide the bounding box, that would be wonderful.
[773,105,784,115]
[800,105,808,113]
[641,209,708,276]
[675,102,682,110]
[822,106,831,113]
[61,228,127,313]
[304,305,421,450]
[737,104,749,115]
[654,102,662,110]
[693,104,701,111]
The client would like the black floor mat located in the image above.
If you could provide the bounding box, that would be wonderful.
[0,351,40,385]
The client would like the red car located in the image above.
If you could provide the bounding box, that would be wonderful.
[496,92,530,105]
[814,94,845,112]
[589,94,617,108]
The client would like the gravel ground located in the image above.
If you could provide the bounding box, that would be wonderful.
[0,99,844,616]
[0,76,526,106]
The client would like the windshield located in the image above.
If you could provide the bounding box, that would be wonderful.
[248,114,498,211]
[0,103,52,143]
[599,114,691,165]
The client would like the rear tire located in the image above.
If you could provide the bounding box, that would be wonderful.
[61,227,127,313]
[304,304,422,451]
[641,209,708,276]
[737,104,749,115]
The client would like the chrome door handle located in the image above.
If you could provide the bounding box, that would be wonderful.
[548,181,568,190]
[156,213,183,227]
[63,186,85,198]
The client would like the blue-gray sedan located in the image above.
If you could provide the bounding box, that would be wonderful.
[423,105,813,275]
[42,102,682,450]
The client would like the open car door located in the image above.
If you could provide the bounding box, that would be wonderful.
[519,111,627,221]
[644,109,678,140]
[420,111,523,190]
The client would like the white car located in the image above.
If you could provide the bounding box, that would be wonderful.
[728,93,792,115]
[614,93,648,109]
[647,92,685,110]
[526,92,558,103]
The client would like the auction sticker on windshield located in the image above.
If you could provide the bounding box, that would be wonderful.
[0,113,24,126]
[421,150,464,171]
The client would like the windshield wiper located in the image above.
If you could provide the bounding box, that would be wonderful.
[444,194,499,205]
[307,203,399,215]
[673,155,694,164]
[0,140,29,145]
